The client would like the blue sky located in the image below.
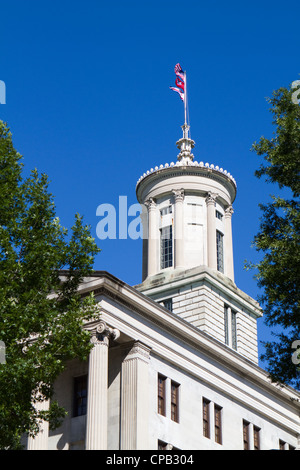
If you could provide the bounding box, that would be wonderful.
[1,0,299,364]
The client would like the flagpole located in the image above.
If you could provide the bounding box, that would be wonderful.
[184,70,188,138]
[184,71,187,126]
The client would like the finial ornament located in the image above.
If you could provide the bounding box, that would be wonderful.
[176,124,195,164]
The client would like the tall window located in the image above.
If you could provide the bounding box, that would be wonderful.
[231,310,237,350]
[73,375,88,417]
[160,225,173,269]
[224,306,229,346]
[214,405,222,444]
[243,420,250,450]
[216,230,224,273]
[224,305,237,350]
[158,375,166,416]
[203,398,210,438]
[171,381,179,423]
[253,426,260,450]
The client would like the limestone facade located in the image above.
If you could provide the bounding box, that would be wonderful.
[25,272,300,450]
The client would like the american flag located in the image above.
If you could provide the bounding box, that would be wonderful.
[170,63,185,101]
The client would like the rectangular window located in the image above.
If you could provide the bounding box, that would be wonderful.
[158,375,166,416]
[162,298,173,312]
[214,405,222,444]
[203,398,210,439]
[171,381,179,423]
[160,205,172,216]
[243,420,250,450]
[216,230,224,273]
[231,310,237,350]
[224,306,229,346]
[216,210,223,220]
[253,426,260,450]
[160,225,173,269]
[73,375,88,417]
[224,305,237,350]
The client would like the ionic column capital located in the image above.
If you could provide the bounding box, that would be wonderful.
[90,320,120,346]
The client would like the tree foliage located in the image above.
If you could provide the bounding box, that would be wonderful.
[250,84,300,390]
[0,121,101,448]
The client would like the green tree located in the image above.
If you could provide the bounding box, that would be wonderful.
[0,121,101,449]
[249,84,300,390]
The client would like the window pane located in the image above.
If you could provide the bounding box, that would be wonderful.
[171,381,179,423]
[216,230,224,273]
[73,375,88,417]
[224,306,229,346]
[231,310,237,350]
[253,426,260,450]
[158,375,166,416]
[160,226,173,269]
[214,405,222,444]
[243,420,250,450]
[163,298,173,312]
[203,398,210,438]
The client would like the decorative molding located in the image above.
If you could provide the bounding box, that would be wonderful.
[225,205,234,217]
[90,320,120,346]
[122,340,151,364]
[136,162,237,191]
[172,188,185,202]
[205,191,218,205]
[144,197,156,211]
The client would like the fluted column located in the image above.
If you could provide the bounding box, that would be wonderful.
[145,198,158,277]
[173,189,185,269]
[85,321,120,450]
[205,192,218,270]
[120,341,151,450]
[27,397,49,450]
[224,205,234,281]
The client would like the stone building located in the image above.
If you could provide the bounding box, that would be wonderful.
[26,124,300,450]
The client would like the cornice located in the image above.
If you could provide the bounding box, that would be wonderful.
[136,265,262,318]
[77,272,300,406]
[136,162,237,203]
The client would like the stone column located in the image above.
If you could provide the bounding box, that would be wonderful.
[145,198,158,277]
[120,341,151,450]
[205,192,218,270]
[27,397,49,450]
[85,321,120,450]
[224,205,234,281]
[173,189,185,269]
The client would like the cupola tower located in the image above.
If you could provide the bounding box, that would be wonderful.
[135,67,262,363]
